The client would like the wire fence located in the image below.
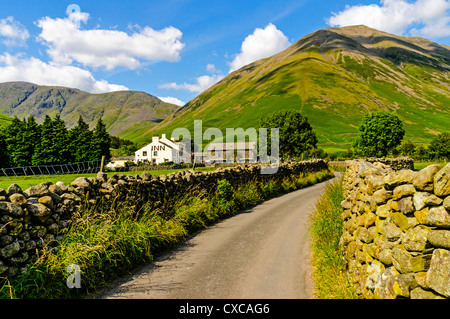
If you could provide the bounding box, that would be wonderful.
[0,159,102,179]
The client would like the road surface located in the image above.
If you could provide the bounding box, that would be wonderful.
[95,174,339,299]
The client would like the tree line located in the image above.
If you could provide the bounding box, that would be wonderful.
[258,110,449,161]
[0,115,111,168]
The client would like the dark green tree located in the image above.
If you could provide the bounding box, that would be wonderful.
[32,115,53,165]
[354,112,405,157]
[427,132,450,160]
[259,110,317,159]
[33,114,70,165]
[0,128,9,168]
[3,117,29,167]
[69,116,94,162]
[92,118,111,160]
[24,116,41,164]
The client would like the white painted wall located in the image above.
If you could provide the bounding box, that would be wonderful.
[135,134,189,164]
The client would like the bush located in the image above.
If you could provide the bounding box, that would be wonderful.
[158,161,175,166]
[216,179,233,201]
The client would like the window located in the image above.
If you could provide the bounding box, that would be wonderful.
[143,151,147,156]
[153,151,158,156]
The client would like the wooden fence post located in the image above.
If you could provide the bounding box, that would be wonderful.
[100,155,105,172]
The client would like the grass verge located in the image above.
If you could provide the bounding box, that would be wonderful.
[0,169,334,299]
[309,176,358,299]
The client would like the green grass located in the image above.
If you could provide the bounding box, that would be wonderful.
[0,114,12,128]
[0,166,217,190]
[414,160,448,171]
[309,176,358,299]
[0,168,334,299]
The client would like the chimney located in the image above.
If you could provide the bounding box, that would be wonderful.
[152,135,159,143]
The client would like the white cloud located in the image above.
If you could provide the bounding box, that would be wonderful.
[327,0,450,38]
[159,74,224,93]
[206,63,218,73]
[36,12,185,70]
[0,53,128,93]
[228,23,291,73]
[0,16,29,46]
[158,96,186,106]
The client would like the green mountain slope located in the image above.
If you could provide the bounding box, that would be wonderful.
[148,25,450,152]
[0,81,179,139]
[0,113,12,128]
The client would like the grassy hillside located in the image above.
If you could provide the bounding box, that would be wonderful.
[147,25,450,152]
[0,82,179,139]
[0,113,12,128]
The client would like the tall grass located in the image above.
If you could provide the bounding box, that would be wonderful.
[309,177,358,299]
[1,169,334,299]
[1,206,187,298]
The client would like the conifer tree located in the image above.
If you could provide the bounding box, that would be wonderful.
[24,116,41,164]
[92,118,111,160]
[32,114,70,165]
[4,117,29,167]
[69,115,94,162]
[52,114,71,163]
[0,128,9,168]
[32,115,53,165]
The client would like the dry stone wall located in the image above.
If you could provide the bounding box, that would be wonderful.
[0,159,329,278]
[340,160,450,299]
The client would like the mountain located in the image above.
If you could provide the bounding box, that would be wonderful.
[148,25,450,153]
[0,81,179,140]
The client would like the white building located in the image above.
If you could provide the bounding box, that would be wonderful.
[106,156,135,170]
[135,134,189,165]
[199,142,257,163]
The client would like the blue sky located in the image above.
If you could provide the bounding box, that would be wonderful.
[1,0,449,106]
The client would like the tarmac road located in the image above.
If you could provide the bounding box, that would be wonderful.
[95,174,339,299]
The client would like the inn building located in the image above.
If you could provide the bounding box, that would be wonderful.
[135,134,189,165]
[196,141,257,163]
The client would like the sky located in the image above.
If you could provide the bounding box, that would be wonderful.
[0,0,449,106]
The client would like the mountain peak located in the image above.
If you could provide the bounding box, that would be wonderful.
[149,25,449,151]
[0,81,179,140]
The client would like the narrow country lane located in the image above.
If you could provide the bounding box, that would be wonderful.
[94,174,340,299]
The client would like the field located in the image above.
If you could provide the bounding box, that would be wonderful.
[0,166,217,190]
